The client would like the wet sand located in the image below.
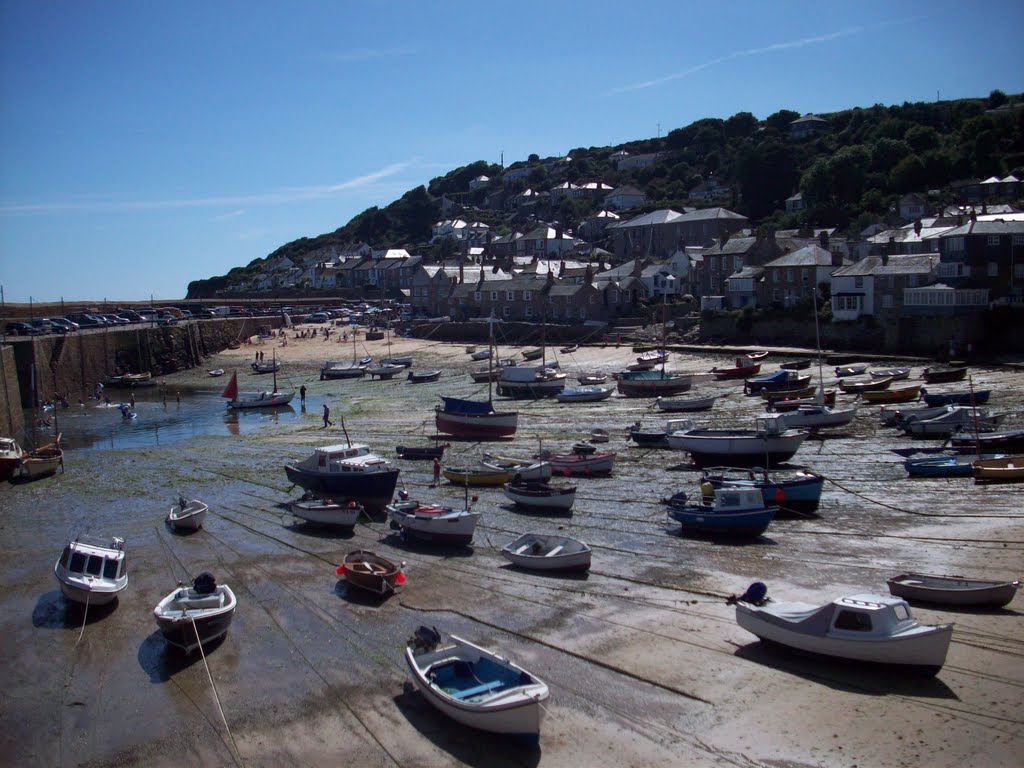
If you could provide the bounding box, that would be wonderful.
[2,329,1022,767]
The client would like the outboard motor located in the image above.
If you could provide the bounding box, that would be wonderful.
[193,572,217,595]
[410,625,441,652]
[727,581,768,606]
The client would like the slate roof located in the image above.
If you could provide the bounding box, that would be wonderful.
[764,244,835,268]
[940,219,1024,236]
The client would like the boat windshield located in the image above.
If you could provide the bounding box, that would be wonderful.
[59,546,71,568]
[103,558,120,579]
[69,551,88,573]
[85,556,103,577]
[892,603,910,621]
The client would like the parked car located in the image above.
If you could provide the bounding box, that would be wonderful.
[306,312,330,324]
[99,314,129,326]
[27,318,59,334]
[116,310,144,323]
[66,313,105,328]
[47,317,80,332]
[4,321,41,336]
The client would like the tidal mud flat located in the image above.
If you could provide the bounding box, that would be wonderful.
[2,335,1022,767]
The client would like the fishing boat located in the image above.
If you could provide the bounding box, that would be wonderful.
[395,444,447,461]
[972,455,1024,483]
[470,348,492,361]
[497,364,567,399]
[167,496,208,531]
[284,443,400,513]
[408,369,441,383]
[870,367,911,381]
[712,359,761,379]
[521,347,544,361]
[859,384,921,404]
[779,359,812,370]
[904,453,1005,478]
[732,585,952,675]
[555,385,613,403]
[207,368,225,377]
[387,498,480,545]
[654,394,720,413]
[54,535,128,606]
[589,428,609,443]
[381,356,413,368]
[837,376,894,394]
[320,359,367,379]
[480,454,552,482]
[289,495,363,526]
[922,365,968,384]
[616,368,693,398]
[887,573,1020,608]
[224,353,294,409]
[577,373,609,385]
[627,420,669,447]
[744,369,811,394]
[368,363,404,379]
[153,573,237,654]
[834,363,868,377]
[502,480,577,511]
[20,440,64,479]
[878,403,953,428]
[501,532,591,570]
[700,466,825,516]
[469,358,515,383]
[920,388,991,407]
[539,447,615,476]
[665,415,808,468]
[775,403,857,430]
[0,437,24,481]
[666,486,776,537]
[404,626,550,738]
[335,550,406,596]
[442,466,513,487]
[760,385,817,403]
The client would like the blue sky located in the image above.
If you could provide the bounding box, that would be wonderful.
[1,1,1022,303]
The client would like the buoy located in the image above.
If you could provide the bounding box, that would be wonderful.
[774,488,786,502]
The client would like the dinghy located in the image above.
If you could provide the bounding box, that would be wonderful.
[502,480,577,512]
[336,550,405,596]
[886,573,1019,607]
[153,572,237,654]
[405,626,550,738]
[167,496,208,531]
[289,496,363,527]
[388,498,480,545]
[501,532,591,571]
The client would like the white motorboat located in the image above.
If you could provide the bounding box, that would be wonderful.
[879,403,952,428]
[405,626,549,738]
[153,573,237,654]
[167,496,208,531]
[54,535,128,606]
[284,443,400,513]
[388,498,480,545]
[555,385,613,403]
[481,454,552,482]
[665,415,808,468]
[496,364,567,399]
[290,496,363,527]
[900,406,1002,437]
[733,585,953,675]
[0,436,24,481]
[501,532,591,571]
[207,368,225,377]
[654,394,719,413]
[320,360,367,379]
[539,447,615,476]
[774,403,857,430]
[502,480,577,511]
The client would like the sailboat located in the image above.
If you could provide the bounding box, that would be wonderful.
[224,352,295,409]
[436,315,519,438]
[616,297,692,397]
[367,326,405,379]
[321,327,368,379]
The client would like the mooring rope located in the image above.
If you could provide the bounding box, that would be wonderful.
[73,592,90,648]
[192,618,244,768]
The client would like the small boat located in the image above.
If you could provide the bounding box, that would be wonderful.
[284,443,400,513]
[559,344,579,354]
[664,415,809,468]
[388,498,480,545]
[320,360,367,379]
[779,359,812,370]
[290,495,363,527]
[834,363,868,378]
[497,364,567,399]
[224,358,295,409]
[904,453,1004,478]
[0,437,24,481]
[746,351,769,360]
[636,349,668,365]
[627,421,669,447]
[700,466,824,516]
[251,359,281,374]
[901,406,1002,437]
[616,369,693,397]
[732,585,952,675]
[768,390,836,411]
[470,349,492,361]
[577,373,609,385]
[972,455,1024,483]
[381,356,413,368]
[502,480,577,512]
[838,376,894,394]
[167,496,208,531]
[442,466,513,487]
[335,550,405,596]
[207,368,225,377]
[878,403,952,428]
[776,403,857,430]
[949,429,1024,454]
[480,454,552,482]
[367,363,405,379]
[465,345,478,354]
[408,369,441,383]
[395,444,447,461]
[920,388,991,407]
[520,347,544,361]
[435,395,519,439]
[760,384,817,403]
[870,367,911,381]
[359,355,374,366]
[404,626,550,738]
[859,384,921,404]
[153,573,237,654]
[540,447,615,476]
[667,486,776,537]
[712,360,761,380]
[589,428,609,443]
[744,369,810,394]
[555,385,613,403]
[887,573,1020,607]
[654,394,719,413]
[54,535,128,606]
[625,360,655,372]
[502,532,591,571]
[20,440,64,479]
[922,365,968,384]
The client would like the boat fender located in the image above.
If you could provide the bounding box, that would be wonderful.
[774,488,786,502]
[193,572,217,595]
[700,481,714,498]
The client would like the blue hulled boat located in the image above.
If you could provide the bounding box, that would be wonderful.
[920,388,991,407]
[700,466,824,516]
[666,487,776,537]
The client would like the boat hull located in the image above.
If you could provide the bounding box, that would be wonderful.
[501,534,591,570]
[667,505,775,536]
[284,464,399,513]
[290,499,362,526]
[228,392,295,409]
[388,502,480,545]
[887,574,1019,607]
[340,551,403,595]
[58,579,123,606]
[167,501,208,531]
[435,408,518,439]
[502,482,577,511]
[666,430,807,468]
[703,469,824,515]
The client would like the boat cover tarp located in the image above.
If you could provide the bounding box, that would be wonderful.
[439,396,493,414]
[753,601,835,634]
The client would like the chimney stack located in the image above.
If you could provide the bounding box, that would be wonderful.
[818,230,830,249]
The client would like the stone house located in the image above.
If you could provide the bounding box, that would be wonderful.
[603,185,647,211]
[760,244,845,308]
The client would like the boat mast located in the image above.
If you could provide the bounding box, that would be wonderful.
[272,349,277,393]
[487,312,496,404]
[812,282,824,404]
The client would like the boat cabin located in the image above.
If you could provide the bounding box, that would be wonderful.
[305,444,392,473]
[754,414,790,435]
[700,487,766,511]
[58,537,126,582]
[828,594,917,636]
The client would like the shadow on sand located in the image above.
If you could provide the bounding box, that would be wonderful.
[137,630,227,682]
[32,590,120,629]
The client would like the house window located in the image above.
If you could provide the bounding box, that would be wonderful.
[525,306,533,318]
[882,294,894,308]
[987,235,1001,246]
[502,305,511,318]
[854,276,864,289]
[786,271,794,283]
[801,269,809,284]
[733,256,742,272]
[490,291,498,301]
[772,289,780,301]
[589,295,595,305]
[523,291,532,301]
[945,236,965,253]
[988,262,998,277]
[1013,235,1024,245]
[506,290,514,301]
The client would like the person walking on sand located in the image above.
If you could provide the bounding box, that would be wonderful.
[432,458,441,486]
[322,403,333,428]
[299,385,306,404]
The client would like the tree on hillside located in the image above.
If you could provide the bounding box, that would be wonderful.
[765,109,801,133]
[736,140,800,220]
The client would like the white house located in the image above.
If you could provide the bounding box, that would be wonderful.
[604,185,647,211]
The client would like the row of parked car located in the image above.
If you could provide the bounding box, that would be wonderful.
[4,308,194,336]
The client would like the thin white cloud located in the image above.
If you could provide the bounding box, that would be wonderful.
[610,27,863,94]
[0,161,415,215]
[211,209,245,221]
[319,47,418,63]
